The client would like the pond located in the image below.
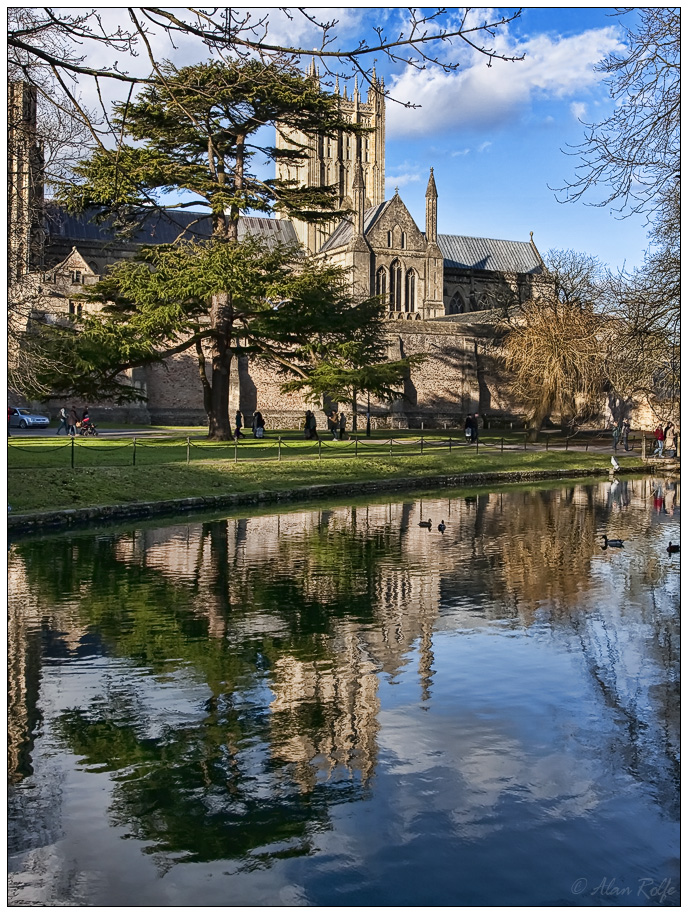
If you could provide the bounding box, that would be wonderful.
[8,476,680,907]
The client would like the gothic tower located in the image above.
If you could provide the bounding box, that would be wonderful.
[8,82,44,282]
[275,62,386,254]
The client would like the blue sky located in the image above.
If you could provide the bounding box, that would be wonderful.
[374,7,650,272]
[73,7,651,272]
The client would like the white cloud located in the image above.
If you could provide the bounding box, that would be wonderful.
[386,26,626,137]
[570,101,588,121]
[385,172,421,190]
[477,141,492,154]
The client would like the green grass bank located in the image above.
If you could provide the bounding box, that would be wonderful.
[7,431,649,530]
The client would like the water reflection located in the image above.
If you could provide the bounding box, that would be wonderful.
[8,477,680,905]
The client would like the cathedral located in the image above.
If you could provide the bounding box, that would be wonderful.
[11,76,549,428]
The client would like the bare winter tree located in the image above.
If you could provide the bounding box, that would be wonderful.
[8,8,525,128]
[498,250,607,436]
[557,7,679,222]
[554,7,680,422]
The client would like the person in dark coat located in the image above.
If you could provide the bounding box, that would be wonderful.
[234,410,244,439]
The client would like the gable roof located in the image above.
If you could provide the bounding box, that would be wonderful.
[438,234,543,275]
[319,200,392,252]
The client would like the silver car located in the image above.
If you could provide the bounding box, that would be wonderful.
[9,407,50,429]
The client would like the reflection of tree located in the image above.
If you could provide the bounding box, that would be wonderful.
[54,692,334,865]
[10,478,679,863]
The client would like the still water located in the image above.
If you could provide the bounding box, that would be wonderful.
[8,477,680,907]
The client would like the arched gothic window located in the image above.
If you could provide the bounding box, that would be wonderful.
[400,231,406,249]
[449,291,466,314]
[390,260,402,311]
[387,230,393,247]
[405,269,417,312]
[376,266,387,301]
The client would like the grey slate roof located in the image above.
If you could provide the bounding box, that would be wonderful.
[438,234,542,274]
[43,204,298,248]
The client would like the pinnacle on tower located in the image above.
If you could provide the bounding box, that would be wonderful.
[426,166,438,199]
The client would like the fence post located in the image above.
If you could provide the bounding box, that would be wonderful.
[642,434,647,460]
[586,440,589,452]
[524,435,527,451]
[565,437,569,451]
[421,435,424,455]
[355,435,358,457]
[133,437,136,466]
[278,435,282,462]
[476,438,479,454]
[546,436,549,451]
[234,438,238,464]
[390,437,392,457]
[186,437,190,465]
[449,436,452,453]
[501,437,504,453]
[71,436,75,469]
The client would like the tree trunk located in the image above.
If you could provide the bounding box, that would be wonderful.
[351,388,358,432]
[526,392,555,442]
[207,291,234,440]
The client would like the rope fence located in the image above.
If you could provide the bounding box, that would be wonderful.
[7,431,649,472]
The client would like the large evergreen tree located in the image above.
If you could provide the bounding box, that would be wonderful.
[42,59,411,439]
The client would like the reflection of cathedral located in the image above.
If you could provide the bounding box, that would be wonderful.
[10,76,550,427]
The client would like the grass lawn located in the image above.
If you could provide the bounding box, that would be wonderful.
[7,429,646,514]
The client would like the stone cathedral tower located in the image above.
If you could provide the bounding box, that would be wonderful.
[275,61,386,254]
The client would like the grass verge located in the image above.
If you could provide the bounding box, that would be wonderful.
[7,446,645,515]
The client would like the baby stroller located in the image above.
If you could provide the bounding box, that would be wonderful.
[78,419,99,436]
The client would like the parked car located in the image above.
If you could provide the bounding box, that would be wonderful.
[9,407,50,429]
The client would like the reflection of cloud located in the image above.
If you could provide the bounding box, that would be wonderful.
[387,26,625,136]
[377,706,600,840]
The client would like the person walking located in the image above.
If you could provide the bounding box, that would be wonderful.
[472,413,480,444]
[253,411,265,438]
[664,422,675,456]
[339,412,346,440]
[56,406,68,435]
[68,406,78,437]
[234,410,244,439]
[652,424,665,457]
[621,419,631,451]
[308,410,318,439]
[612,422,621,452]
